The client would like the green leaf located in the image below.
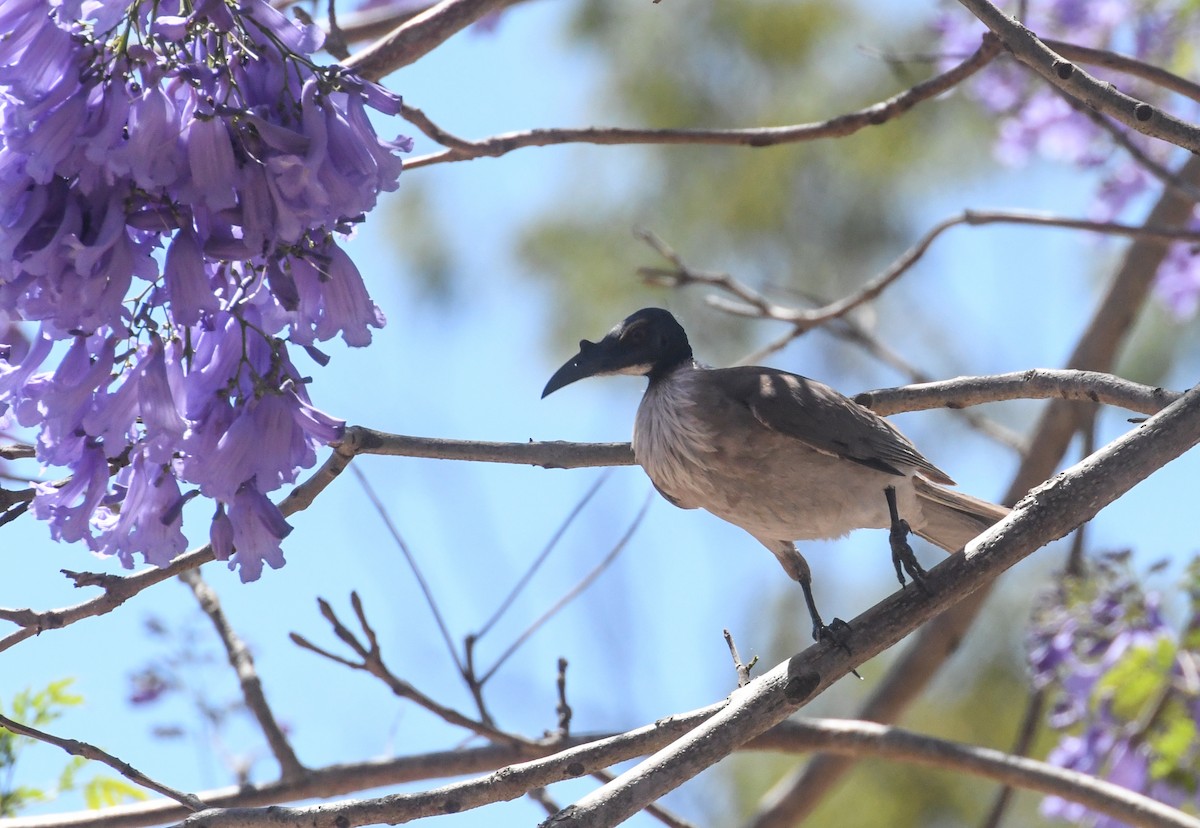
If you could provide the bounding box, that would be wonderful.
[57,755,87,793]
[82,776,149,810]
[1147,701,1199,786]
[1096,637,1176,723]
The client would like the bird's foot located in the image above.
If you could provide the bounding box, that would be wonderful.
[889,521,931,594]
[813,619,862,679]
[814,617,853,652]
[885,486,931,595]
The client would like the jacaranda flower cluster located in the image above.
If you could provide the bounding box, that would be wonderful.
[933,0,1200,317]
[0,0,412,580]
[1027,554,1200,826]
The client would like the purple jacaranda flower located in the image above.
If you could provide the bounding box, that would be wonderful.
[1153,240,1200,319]
[113,86,182,190]
[1029,554,1200,825]
[221,480,292,582]
[193,384,344,500]
[1,0,407,578]
[32,442,109,544]
[210,503,234,560]
[22,333,116,466]
[240,0,325,55]
[0,327,52,420]
[288,240,386,347]
[91,451,189,568]
[164,228,221,326]
[183,113,240,213]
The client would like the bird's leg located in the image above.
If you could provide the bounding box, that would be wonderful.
[884,485,930,594]
[766,541,852,650]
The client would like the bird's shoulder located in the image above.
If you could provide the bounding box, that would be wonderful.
[686,365,954,484]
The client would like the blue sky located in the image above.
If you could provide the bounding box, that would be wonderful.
[5,1,1200,826]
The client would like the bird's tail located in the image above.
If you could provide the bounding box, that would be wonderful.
[912,476,1009,554]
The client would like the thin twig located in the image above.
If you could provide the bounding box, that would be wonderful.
[667,211,1200,328]
[350,464,464,675]
[478,492,653,685]
[723,629,756,689]
[178,569,306,781]
[290,594,519,745]
[476,470,612,640]
[400,35,1003,169]
[0,712,206,812]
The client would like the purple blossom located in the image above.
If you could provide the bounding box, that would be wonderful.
[933,0,1200,318]
[1028,554,1200,824]
[0,0,404,578]
[90,452,189,568]
[220,482,293,583]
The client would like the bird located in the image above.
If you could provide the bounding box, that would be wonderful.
[541,307,1008,645]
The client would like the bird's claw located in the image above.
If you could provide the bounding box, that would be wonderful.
[814,617,853,653]
[890,527,931,595]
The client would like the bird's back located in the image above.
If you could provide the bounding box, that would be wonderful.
[632,364,940,542]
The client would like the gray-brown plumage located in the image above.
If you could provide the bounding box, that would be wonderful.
[543,308,1007,642]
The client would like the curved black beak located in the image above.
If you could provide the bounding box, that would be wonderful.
[542,339,605,398]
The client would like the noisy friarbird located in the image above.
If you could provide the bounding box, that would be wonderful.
[542,308,1007,644]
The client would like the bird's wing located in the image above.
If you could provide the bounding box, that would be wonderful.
[702,366,956,485]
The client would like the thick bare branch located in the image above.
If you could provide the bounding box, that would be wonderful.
[956,0,1200,152]
[750,153,1200,828]
[1047,39,1200,104]
[545,378,1200,827]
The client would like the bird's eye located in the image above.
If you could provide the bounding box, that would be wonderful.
[623,325,647,345]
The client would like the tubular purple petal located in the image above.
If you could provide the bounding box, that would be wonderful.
[185,115,239,212]
[165,228,220,325]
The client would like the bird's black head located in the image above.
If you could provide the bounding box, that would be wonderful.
[541,308,693,398]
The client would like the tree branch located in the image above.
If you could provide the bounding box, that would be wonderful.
[341,0,526,82]
[0,713,206,813]
[956,0,1200,153]
[0,369,1179,656]
[544,378,1200,827]
[178,570,306,781]
[747,153,1200,828]
[762,718,1200,828]
[401,34,1002,169]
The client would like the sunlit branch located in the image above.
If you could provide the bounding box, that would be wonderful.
[343,0,529,82]
[753,154,1200,826]
[0,712,206,813]
[399,35,1003,168]
[544,379,1200,827]
[0,370,1182,655]
[956,0,1200,153]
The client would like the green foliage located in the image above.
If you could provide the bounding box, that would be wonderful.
[0,680,147,816]
[1096,636,1175,723]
